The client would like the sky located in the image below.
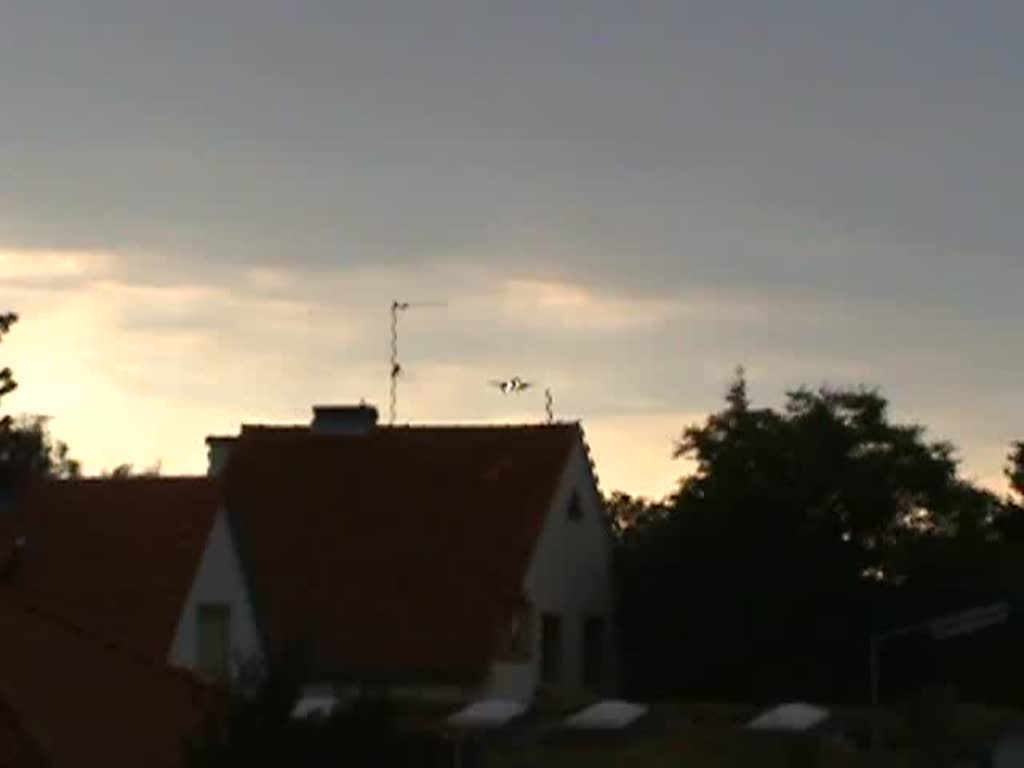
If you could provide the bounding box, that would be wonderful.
[1,1,1022,498]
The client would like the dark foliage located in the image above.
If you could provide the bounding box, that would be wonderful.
[0,314,80,491]
[1007,442,1024,503]
[102,461,163,478]
[186,657,412,768]
[614,368,1024,706]
[0,415,81,483]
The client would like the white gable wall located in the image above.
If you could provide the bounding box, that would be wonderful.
[481,435,617,701]
[169,507,264,678]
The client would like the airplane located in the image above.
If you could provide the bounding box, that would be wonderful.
[489,377,533,394]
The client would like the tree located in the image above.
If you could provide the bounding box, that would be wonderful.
[185,657,413,768]
[616,368,1016,704]
[1007,442,1024,500]
[0,416,81,482]
[996,442,1024,541]
[0,313,80,490]
[103,461,163,478]
[605,491,665,537]
[0,312,20,427]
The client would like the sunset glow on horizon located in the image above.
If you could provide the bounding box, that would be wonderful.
[2,2,1021,499]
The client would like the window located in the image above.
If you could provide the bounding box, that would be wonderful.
[567,491,583,522]
[197,603,231,682]
[582,616,606,690]
[497,604,532,661]
[540,613,562,684]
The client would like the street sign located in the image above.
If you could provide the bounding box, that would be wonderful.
[928,603,1009,641]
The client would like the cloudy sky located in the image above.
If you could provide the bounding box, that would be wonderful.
[1,1,1022,498]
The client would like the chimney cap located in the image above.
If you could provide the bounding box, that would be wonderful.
[311,403,379,435]
[311,403,378,417]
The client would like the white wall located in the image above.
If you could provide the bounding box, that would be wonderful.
[169,507,264,678]
[482,436,617,701]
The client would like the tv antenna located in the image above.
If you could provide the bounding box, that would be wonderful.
[390,299,445,425]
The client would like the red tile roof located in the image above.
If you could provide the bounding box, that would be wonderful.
[0,697,47,768]
[2,477,221,663]
[225,424,581,682]
[0,598,212,768]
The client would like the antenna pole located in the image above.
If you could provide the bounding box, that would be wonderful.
[389,301,404,426]
[388,300,445,425]
[545,388,554,423]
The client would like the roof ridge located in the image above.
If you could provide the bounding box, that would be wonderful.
[238,423,581,435]
[29,476,218,486]
[380,422,580,429]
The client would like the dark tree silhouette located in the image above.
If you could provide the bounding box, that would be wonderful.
[996,442,1024,541]
[186,656,413,768]
[0,313,80,491]
[1007,442,1024,500]
[103,461,163,478]
[616,368,1022,705]
[0,312,20,423]
[606,490,666,537]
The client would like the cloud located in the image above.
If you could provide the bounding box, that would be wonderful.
[0,249,115,295]
[495,278,680,333]
[2,249,363,470]
[3,251,701,491]
[0,249,112,279]
[2,236,1021,500]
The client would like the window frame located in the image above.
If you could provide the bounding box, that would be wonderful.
[196,602,232,682]
[567,491,584,522]
[540,613,563,684]
[496,603,533,662]
[582,615,606,691]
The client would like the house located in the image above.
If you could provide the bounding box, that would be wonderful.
[1,401,616,736]
[0,477,262,683]
[209,404,617,704]
[0,477,258,766]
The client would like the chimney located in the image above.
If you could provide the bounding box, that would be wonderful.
[206,436,238,476]
[311,404,379,436]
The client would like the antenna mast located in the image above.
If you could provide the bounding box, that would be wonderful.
[389,299,445,425]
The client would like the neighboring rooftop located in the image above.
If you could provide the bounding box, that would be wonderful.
[0,477,221,662]
[223,421,584,682]
[0,598,211,768]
